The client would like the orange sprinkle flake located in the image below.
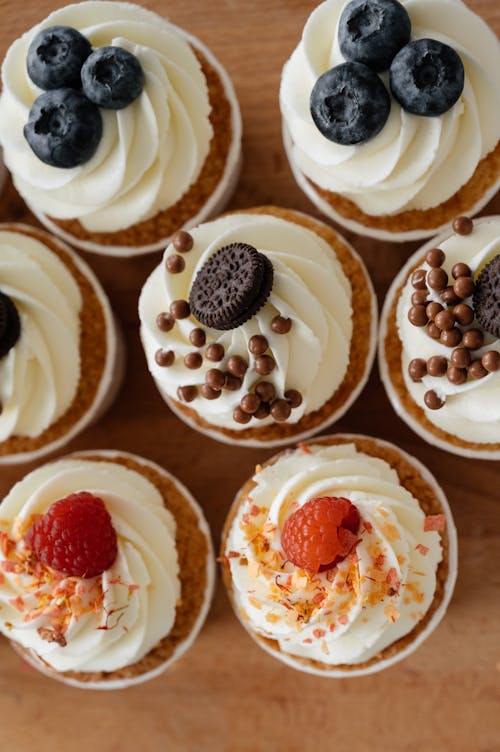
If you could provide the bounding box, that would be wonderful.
[415,544,429,556]
[313,628,326,639]
[397,555,406,565]
[226,550,240,558]
[250,505,261,518]
[374,554,385,570]
[384,603,400,623]
[386,568,400,590]
[241,514,250,525]
[329,622,335,632]
[247,559,261,579]
[298,442,312,454]
[380,522,401,541]
[303,638,313,644]
[338,614,349,626]
[312,591,326,605]
[424,514,446,532]
[321,640,329,656]
[265,612,282,625]
[0,572,4,584]
[9,596,25,612]
[248,596,262,610]
[405,583,424,603]
[0,532,14,557]
[377,506,389,518]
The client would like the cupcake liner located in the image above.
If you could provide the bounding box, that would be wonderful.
[221,433,458,677]
[9,450,215,689]
[379,217,500,460]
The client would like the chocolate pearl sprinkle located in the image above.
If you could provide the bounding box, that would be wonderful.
[248,335,269,356]
[451,348,471,368]
[426,301,443,321]
[447,366,467,385]
[408,305,428,327]
[411,269,427,290]
[424,390,444,410]
[255,381,276,403]
[482,351,500,372]
[271,315,292,334]
[453,276,474,299]
[425,248,445,268]
[408,358,427,382]
[254,402,270,420]
[285,389,302,408]
[227,355,248,378]
[205,369,225,390]
[452,216,474,236]
[189,328,206,348]
[468,360,487,380]
[270,399,292,422]
[254,354,275,375]
[441,286,461,305]
[233,406,251,424]
[240,393,261,415]
[155,349,174,367]
[224,374,242,391]
[172,230,194,253]
[165,254,185,274]
[440,328,462,348]
[170,299,190,319]
[201,384,221,400]
[462,329,484,350]
[156,312,175,332]
[434,310,455,331]
[453,303,474,326]
[426,355,447,377]
[205,343,224,362]
[184,352,202,370]
[427,267,448,291]
[177,385,197,403]
[412,290,429,306]
[452,262,471,280]
[427,323,441,340]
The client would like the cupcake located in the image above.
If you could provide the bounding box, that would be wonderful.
[0,223,123,465]
[139,206,377,447]
[0,450,214,689]
[220,435,457,676]
[380,215,500,459]
[280,0,500,242]
[0,1,242,257]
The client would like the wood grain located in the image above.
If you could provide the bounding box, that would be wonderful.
[0,1,499,750]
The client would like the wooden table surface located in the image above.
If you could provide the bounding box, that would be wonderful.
[0,1,499,750]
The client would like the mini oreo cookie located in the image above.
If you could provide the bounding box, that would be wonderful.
[189,243,273,331]
[0,292,21,358]
[473,254,500,338]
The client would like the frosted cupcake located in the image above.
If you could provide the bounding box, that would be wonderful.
[380,215,500,459]
[0,223,123,465]
[0,1,242,256]
[139,206,377,447]
[221,435,457,676]
[280,0,500,241]
[0,450,214,689]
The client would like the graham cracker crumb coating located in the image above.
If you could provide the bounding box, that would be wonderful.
[49,48,232,249]
[221,435,450,673]
[170,206,375,441]
[383,260,500,453]
[309,140,500,234]
[0,224,107,458]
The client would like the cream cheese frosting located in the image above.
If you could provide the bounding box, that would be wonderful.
[225,442,442,665]
[139,212,353,430]
[280,0,500,216]
[0,458,180,673]
[0,230,81,442]
[397,217,500,443]
[0,1,213,233]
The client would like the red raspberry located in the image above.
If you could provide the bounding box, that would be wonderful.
[25,492,118,578]
[281,496,360,574]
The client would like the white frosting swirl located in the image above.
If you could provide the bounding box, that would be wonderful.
[280,0,500,215]
[0,1,213,232]
[0,230,81,441]
[397,217,500,443]
[0,458,180,673]
[139,212,352,430]
[225,442,442,665]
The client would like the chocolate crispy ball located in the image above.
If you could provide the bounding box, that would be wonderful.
[424,390,444,410]
[408,359,427,382]
[482,351,500,372]
[271,315,292,334]
[425,248,445,268]
[172,230,193,253]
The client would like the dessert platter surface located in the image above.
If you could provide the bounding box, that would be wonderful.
[0,0,498,750]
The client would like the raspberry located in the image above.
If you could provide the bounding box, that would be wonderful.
[25,492,118,578]
[281,496,360,574]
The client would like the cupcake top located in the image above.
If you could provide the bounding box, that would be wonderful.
[0,229,81,442]
[280,0,500,215]
[139,211,353,431]
[224,442,444,665]
[0,1,212,233]
[398,216,500,443]
[0,458,180,673]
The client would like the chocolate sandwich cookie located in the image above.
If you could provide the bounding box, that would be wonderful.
[0,292,21,358]
[473,255,500,338]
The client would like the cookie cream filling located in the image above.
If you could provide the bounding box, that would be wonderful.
[0,1,213,233]
[397,218,500,443]
[139,212,353,430]
[0,230,81,441]
[0,459,180,673]
[280,0,500,215]
[225,443,442,665]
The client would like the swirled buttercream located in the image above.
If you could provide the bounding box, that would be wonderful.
[225,442,442,665]
[0,458,180,673]
[0,230,81,441]
[0,1,213,232]
[280,0,500,215]
[397,217,500,443]
[139,212,353,430]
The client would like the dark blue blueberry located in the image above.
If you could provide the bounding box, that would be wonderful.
[0,291,21,359]
[27,26,92,90]
[81,46,144,110]
[310,62,390,145]
[338,0,411,72]
[390,39,465,116]
[23,88,102,168]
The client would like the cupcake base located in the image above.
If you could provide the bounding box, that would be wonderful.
[0,224,124,465]
[10,450,215,689]
[283,123,500,243]
[31,29,242,257]
[157,206,378,448]
[379,217,500,460]
[220,433,458,677]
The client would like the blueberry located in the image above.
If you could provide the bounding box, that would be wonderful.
[310,62,390,145]
[390,39,465,116]
[338,0,411,72]
[27,26,92,90]
[81,46,144,110]
[23,89,102,168]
